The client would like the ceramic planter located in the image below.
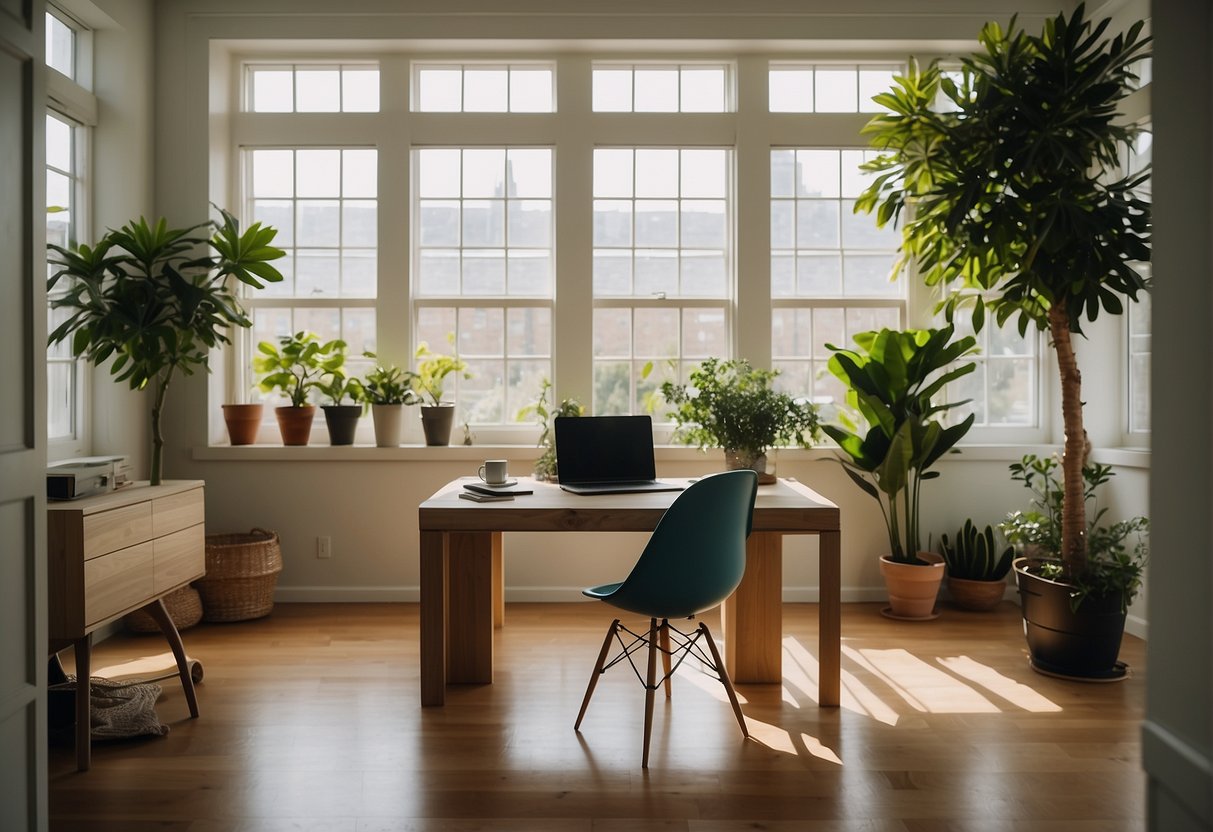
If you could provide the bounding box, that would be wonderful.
[221,403,263,446]
[723,449,776,485]
[1014,557,1129,679]
[879,552,945,620]
[322,405,362,446]
[371,403,404,447]
[420,403,455,446]
[946,576,1008,611]
[274,405,316,446]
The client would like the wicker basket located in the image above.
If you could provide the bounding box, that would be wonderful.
[124,586,204,633]
[196,528,283,622]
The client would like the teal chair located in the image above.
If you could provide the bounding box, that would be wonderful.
[574,469,759,767]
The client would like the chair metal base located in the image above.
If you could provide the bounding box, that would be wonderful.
[574,616,749,767]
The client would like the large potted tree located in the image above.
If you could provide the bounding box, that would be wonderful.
[825,326,977,619]
[659,358,821,483]
[856,6,1150,670]
[48,209,285,483]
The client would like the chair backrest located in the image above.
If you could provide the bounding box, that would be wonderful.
[605,469,759,619]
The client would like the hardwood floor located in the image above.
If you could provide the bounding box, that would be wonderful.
[48,602,1146,831]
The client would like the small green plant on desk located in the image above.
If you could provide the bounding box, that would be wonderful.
[517,378,585,481]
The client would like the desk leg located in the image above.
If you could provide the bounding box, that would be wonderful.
[492,531,504,629]
[721,532,783,684]
[447,531,494,684]
[420,530,448,706]
[819,529,841,707]
[74,634,91,772]
[144,597,200,719]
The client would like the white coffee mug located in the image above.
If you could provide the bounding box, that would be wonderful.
[478,459,509,485]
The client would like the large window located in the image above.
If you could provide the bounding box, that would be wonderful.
[224,52,1053,445]
[45,7,94,455]
[769,148,901,416]
[243,147,379,406]
[414,147,554,424]
[592,148,731,415]
[1125,129,1152,439]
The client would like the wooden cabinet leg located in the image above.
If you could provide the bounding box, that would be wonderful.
[74,634,91,772]
[145,598,200,719]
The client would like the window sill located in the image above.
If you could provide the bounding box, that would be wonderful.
[194,442,1151,468]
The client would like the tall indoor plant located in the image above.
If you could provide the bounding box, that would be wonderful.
[660,358,821,482]
[855,6,1151,662]
[826,326,977,618]
[48,209,285,484]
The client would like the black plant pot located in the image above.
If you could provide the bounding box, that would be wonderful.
[322,405,362,446]
[1014,557,1128,679]
[420,404,455,446]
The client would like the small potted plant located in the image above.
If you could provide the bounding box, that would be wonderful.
[825,326,977,619]
[517,377,584,481]
[47,209,285,480]
[659,357,820,483]
[1000,454,1148,677]
[316,347,363,446]
[361,352,417,448]
[412,338,470,446]
[252,331,346,446]
[938,520,1014,611]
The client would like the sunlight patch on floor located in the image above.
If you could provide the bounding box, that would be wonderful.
[846,647,1001,714]
[745,717,844,766]
[784,636,901,725]
[937,655,1062,713]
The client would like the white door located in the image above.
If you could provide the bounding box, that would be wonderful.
[0,1,48,829]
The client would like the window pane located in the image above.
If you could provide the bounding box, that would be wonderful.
[510,69,553,112]
[419,68,462,111]
[636,149,679,198]
[681,68,725,112]
[296,149,341,197]
[464,68,509,112]
[342,69,380,112]
[252,150,295,198]
[592,69,632,112]
[296,69,342,112]
[507,149,552,198]
[463,149,506,197]
[251,68,293,112]
[634,68,679,112]
[815,67,858,112]
[858,67,897,113]
[343,149,378,198]
[769,69,812,112]
[46,114,71,171]
[594,150,634,198]
[45,13,74,78]
[418,149,462,198]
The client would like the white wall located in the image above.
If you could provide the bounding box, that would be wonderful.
[88,0,155,471]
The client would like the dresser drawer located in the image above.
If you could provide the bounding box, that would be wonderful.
[153,487,205,537]
[84,541,155,626]
[154,523,205,594]
[83,502,153,560]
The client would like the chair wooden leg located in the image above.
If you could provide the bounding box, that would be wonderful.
[659,619,672,700]
[575,619,619,730]
[700,623,749,739]
[642,617,659,768]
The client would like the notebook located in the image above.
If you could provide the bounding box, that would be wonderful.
[554,415,684,495]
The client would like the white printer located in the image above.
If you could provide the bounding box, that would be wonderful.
[46,455,133,500]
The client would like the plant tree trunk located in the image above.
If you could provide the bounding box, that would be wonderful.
[1048,301,1087,576]
[149,366,175,486]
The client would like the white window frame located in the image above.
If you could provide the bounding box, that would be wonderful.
[217,49,1052,448]
[45,5,96,461]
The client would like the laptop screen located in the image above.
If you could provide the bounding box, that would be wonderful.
[554,415,657,483]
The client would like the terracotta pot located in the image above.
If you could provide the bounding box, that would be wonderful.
[221,403,263,446]
[947,576,1008,611]
[322,405,362,446]
[420,403,455,446]
[879,552,945,619]
[274,405,316,446]
[372,403,404,447]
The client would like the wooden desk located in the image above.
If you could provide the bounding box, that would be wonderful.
[418,477,841,707]
[47,480,205,771]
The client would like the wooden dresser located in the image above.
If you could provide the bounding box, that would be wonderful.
[47,480,205,771]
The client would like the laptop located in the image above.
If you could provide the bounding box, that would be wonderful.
[554,415,685,495]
